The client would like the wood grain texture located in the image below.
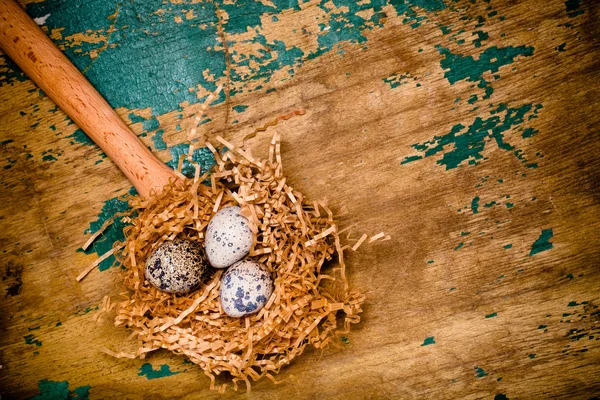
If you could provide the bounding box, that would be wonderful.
[0,0,177,198]
[1,0,599,398]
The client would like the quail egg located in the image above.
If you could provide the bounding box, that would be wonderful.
[220,260,274,317]
[205,206,254,269]
[145,238,208,294]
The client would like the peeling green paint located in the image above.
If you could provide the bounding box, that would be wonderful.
[71,385,91,400]
[471,196,480,214]
[438,24,452,34]
[27,0,225,116]
[21,0,451,119]
[383,72,417,89]
[29,379,90,400]
[472,30,489,48]
[390,0,445,29]
[67,129,96,147]
[454,242,464,251]
[138,363,179,380]
[565,0,584,17]
[232,104,248,113]
[218,0,299,35]
[230,35,304,90]
[503,244,512,249]
[67,128,106,158]
[80,188,136,271]
[75,305,100,315]
[42,154,58,162]
[436,44,533,100]
[474,366,488,378]
[406,0,446,12]
[421,336,436,346]
[151,129,167,151]
[310,2,376,59]
[475,15,486,28]
[165,144,216,179]
[401,103,542,169]
[143,117,160,132]
[401,155,422,164]
[437,44,534,85]
[24,334,42,346]
[27,0,453,116]
[0,56,29,85]
[529,228,553,256]
[128,113,146,124]
[485,312,497,318]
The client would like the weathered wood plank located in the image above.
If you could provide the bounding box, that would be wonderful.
[1,0,598,398]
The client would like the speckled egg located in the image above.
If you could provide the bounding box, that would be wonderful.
[205,206,254,269]
[145,239,209,294]
[220,260,274,318]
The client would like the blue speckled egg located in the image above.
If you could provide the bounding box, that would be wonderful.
[205,206,254,269]
[219,260,273,317]
[145,239,208,294]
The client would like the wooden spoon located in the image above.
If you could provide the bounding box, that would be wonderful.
[0,0,179,198]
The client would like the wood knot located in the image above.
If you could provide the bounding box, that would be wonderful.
[26,51,37,62]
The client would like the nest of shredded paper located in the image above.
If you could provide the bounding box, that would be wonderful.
[105,133,366,392]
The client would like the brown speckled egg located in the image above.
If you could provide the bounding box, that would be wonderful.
[145,239,208,294]
[205,206,254,269]
[220,260,274,318]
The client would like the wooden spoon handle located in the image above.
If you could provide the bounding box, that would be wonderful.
[0,0,178,198]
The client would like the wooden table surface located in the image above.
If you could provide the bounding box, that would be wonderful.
[1,0,599,398]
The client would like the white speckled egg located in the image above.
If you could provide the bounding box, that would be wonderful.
[220,260,273,317]
[205,206,254,269]
[145,239,209,294]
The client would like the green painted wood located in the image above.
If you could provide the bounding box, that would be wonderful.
[1,0,599,398]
